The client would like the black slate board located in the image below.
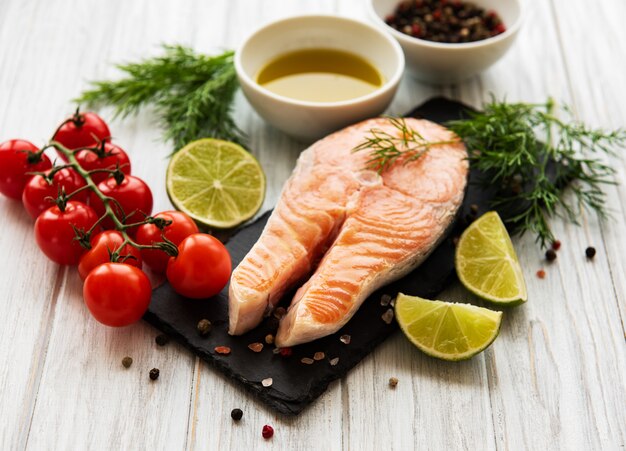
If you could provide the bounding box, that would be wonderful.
[145,97,492,415]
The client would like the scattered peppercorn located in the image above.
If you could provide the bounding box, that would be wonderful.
[586,246,596,259]
[340,334,351,345]
[536,269,546,279]
[149,368,160,381]
[279,347,293,357]
[385,0,506,44]
[313,351,325,361]
[265,334,275,344]
[262,424,274,439]
[197,319,212,337]
[215,346,231,355]
[121,356,133,368]
[389,377,399,388]
[248,342,264,353]
[231,408,243,421]
[155,334,169,346]
[380,294,392,306]
[545,249,557,262]
[551,240,561,251]
[382,308,395,324]
[470,204,479,215]
[329,357,340,366]
[301,357,314,365]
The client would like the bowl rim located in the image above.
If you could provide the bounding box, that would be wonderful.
[365,0,524,50]
[234,13,405,109]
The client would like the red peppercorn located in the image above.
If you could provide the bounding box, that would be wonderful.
[551,240,562,251]
[262,425,274,439]
[433,9,442,20]
[411,24,421,36]
[536,269,546,279]
[279,347,293,357]
[493,23,506,34]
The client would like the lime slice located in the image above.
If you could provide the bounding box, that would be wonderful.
[395,293,502,361]
[166,139,266,229]
[455,211,527,306]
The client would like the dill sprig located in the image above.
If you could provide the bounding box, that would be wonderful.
[352,116,459,173]
[75,45,244,151]
[448,98,625,247]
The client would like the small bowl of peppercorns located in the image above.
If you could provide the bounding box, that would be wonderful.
[367,0,523,83]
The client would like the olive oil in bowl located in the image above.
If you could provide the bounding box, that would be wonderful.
[256,48,384,103]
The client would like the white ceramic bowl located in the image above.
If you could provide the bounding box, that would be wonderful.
[367,0,523,84]
[235,14,405,141]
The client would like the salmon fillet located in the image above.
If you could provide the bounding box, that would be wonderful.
[228,118,468,346]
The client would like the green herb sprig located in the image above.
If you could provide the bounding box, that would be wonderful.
[352,116,459,173]
[355,99,626,248]
[75,45,244,151]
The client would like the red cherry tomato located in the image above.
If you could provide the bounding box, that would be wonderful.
[0,140,52,200]
[83,263,151,327]
[89,175,153,230]
[22,168,88,219]
[75,142,131,184]
[135,211,199,273]
[78,230,142,280]
[166,233,231,299]
[53,112,111,160]
[34,201,99,265]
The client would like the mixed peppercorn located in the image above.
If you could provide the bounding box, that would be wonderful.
[385,0,506,44]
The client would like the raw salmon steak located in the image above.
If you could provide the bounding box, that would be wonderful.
[228,118,468,346]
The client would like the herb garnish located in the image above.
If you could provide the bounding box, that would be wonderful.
[352,116,459,173]
[75,45,244,151]
[355,99,626,247]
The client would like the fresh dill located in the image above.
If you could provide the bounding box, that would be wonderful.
[354,99,626,248]
[75,45,244,151]
[352,116,459,173]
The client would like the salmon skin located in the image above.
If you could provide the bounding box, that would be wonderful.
[228,118,468,346]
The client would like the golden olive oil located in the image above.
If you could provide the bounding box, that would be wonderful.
[256,48,383,103]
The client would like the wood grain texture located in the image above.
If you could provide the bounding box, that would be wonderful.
[0,0,624,449]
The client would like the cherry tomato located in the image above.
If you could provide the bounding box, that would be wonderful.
[34,201,99,265]
[53,112,110,159]
[166,233,231,299]
[78,230,142,280]
[75,142,131,184]
[22,168,88,219]
[89,175,153,230]
[135,211,199,273]
[83,263,151,327]
[0,140,52,200]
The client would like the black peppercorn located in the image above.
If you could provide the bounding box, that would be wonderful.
[197,319,212,337]
[149,368,160,381]
[155,334,169,346]
[585,246,596,259]
[231,408,243,421]
[545,249,557,262]
[121,356,133,368]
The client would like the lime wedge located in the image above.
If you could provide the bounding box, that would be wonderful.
[395,293,502,361]
[166,139,266,229]
[455,211,527,306]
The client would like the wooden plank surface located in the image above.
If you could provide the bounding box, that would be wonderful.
[0,0,624,449]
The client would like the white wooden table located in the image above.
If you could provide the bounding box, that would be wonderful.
[1,0,625,449]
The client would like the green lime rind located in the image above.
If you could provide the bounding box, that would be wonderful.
[395,293,502,361]
[166,139,266,230]
[455,211,527,306]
